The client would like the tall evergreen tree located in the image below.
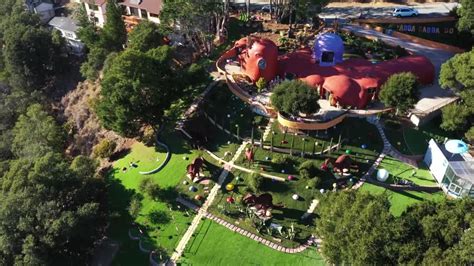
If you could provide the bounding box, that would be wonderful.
[102,0,126,51]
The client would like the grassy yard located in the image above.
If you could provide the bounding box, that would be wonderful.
[374,156,438,187]
[107,131,201,264]
[201,82,268,142]
[383,116,455,155]
[180,219,325,266]
[268,118,383,155]
[360,183,445,216]
[208,167,323,248]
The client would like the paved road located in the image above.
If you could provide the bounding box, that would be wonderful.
[320,3,458,20]
[343,24,457,118]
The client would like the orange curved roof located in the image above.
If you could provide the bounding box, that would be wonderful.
[303,74,325,87]
[323,75,363,108]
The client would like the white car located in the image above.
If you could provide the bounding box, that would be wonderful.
[392,7,419,17]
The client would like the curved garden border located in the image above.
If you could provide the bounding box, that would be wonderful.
[139,140,171,175]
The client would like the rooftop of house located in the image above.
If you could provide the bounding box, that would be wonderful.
[48,16,79,33]
[433,141,474,183]
[82,0,106,6]
[121,0,162,15]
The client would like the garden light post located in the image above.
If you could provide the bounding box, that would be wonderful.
[251,126,254,145]
[302,138,306,158]
[290,133,296,156]
[270,131,275,153]
[328,138,333,155]
[235,124,240,140]
[312,142,317,156]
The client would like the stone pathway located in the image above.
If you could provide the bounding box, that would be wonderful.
[262,118,275,141]
[372,118,418,167]
[170,141,248,264]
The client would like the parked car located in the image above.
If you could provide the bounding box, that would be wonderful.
[392,7,419,17]
[260,5,274,13]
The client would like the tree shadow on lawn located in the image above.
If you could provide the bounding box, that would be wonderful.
[261,179,291,193]
[148,210,172,225]
[110,148,132,162]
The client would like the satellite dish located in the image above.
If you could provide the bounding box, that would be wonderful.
[444,139,469,155]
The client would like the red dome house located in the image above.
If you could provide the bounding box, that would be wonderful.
[225,33,435,109]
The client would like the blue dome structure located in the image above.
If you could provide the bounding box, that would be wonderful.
[313,33,344,66]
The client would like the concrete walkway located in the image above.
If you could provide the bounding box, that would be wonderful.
[170,141,249,264]
[343,24,457,117]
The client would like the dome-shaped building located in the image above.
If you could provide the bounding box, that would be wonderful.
[313,33,344,66]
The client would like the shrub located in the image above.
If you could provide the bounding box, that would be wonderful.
[255,77,266,93]
[270,80,320,116]
[379,72,419,115]
[307,177,321,189]
[247,173,264,193]
[93,139,117,159]
[128,195,143,219]
[298,161,321,178]
[140,126,155,146]
[271,154,292,165]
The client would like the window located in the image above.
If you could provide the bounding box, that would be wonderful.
[448,183,462,196]
[88,4,99,11]
[321,51,335,64]
[149,13,159,18]
[130,7,140,17]
[140,9,147,18]
[257,58,267,70]
[367,87,376,94]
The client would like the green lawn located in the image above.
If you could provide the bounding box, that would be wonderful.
[359,183,445,216]
[208,167,323,248]
[107,131,201,264]
[180,219,325,266]
[383,116,455,155]
[375,156,438,187]
[268,118,383,155]
[202,83,268,140]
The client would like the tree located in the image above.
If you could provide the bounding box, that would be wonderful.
[0,152,104,264]
[95,47,179,137]
[75,3,100,49]
[379,72,420,115]
[128,21,164,52]
[440,104,470,132]
[272,0,329,25]
[316,191,395,265]
[92,139,117,159]
[457,0,474,34]
[160,0,228,54]
[256,77,266,93]
[101,0,126,52]
[247,173,263,193]
[79,46,109,80]
[465,126,474,144]
[439,49,474,91]
[3,21,57,91]
[270,80,320,116]
[11,104,65,159]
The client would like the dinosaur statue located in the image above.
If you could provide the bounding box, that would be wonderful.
[242,193,283,219]
[245,147,255,163]
[321,154,359,174]
[187,157,205,182]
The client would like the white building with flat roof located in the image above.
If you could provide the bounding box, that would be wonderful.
[424,139,474,198]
